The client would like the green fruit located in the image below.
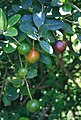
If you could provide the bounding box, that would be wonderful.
[18,43,30,55]
[19,117,30,120]
[26,49,40,63]
[18,67,28,77]
[26,99,40,113]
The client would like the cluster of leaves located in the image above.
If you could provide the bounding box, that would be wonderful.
[0,0,81,120]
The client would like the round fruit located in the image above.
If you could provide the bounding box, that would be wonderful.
[53,40,66,54]
[18,43,30,55]
[26,49,40,63]
[18,67,28,77]
[19,117,30,120]
[26,99,40,113]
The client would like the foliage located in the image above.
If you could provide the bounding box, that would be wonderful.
[0,0,81,120]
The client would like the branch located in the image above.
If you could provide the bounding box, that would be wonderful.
[55,55,81,90]
[0,67,8,104]
[69,3,81,13]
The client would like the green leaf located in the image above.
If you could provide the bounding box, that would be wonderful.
[63,23,74,34]
[27,69,37,79]
[18,33,27,42]
[22,0,32,9]
[43,31,55,43]
[19,22,37,40]
[62,4,72,12]
[0,8,7,30]
[33,12,45,28]
[3,42,17,53]
[39,40,53,54]
[78,17,81,26]
[45,19,63,30]
[8,14,21,27]
[38,24,48,38]
[2,95,11,106]
[3,27,18,37]
[41,54,52,65]
[51,0,60,6]
[5,84,19,101]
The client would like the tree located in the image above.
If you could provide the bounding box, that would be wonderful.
[0,0,81,120]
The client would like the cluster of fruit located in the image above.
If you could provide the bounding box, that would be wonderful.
[17,40,66,115]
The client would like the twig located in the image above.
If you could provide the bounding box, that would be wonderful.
[25,79,33,100]
[19,54,23,67]
[0,67,7,104]
[55,55,81,89]
[35,75,48,89]
[69,3,81,13]
[11,36,21,45]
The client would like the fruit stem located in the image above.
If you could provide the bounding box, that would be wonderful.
[7,55,14,68]
[52,32,57,41]
[25,79,33,100]
[32,40,35,50]
[11,36,21,45]
[41,4,44,12]
[19,54,23,67]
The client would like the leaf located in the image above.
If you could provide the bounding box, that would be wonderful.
[62,4,72,12]
[51,0,60,6]
[39,40,53,54]
[43,31,55,43]
[18,33,27,42]
[8,14,21,27]
[78,17,81,26]
[3,27,18,37]
[12,4,21,13]
[27,69,37,79]
[38,24,48,38]
[19,22,37,40]
[63,23,74,34]
[40,54,52,65]
[3,42,17,53]
[33,12,45,28]
[22,0,32,9]
[0,8,7,30]
[5,84,19,101]
[45,19,63,30]
[2,95,11,106]
[21,14,33,23]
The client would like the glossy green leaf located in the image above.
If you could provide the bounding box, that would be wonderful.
[62,4,72,12]
[0,8,7,30]
[45,20,63,30]
[2,95,11,106]
[78,17,81,26]
[41,54,52,65]
[39,40,53,54]
[43,31,55,43]
[63,23,74,34]
[3,27,18,37]
[8,14,21,27]
[27,69,37,79]
[38,24,48,38]
[51,0,60,6]
[3,42,17,53]
[19,22,37,40]
[33,12,45,28]
[22,0,32,9]
[5,84,19,101]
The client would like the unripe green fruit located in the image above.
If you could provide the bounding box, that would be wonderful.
[26,99,40,113]
[18,43,30,55]
[18,67,28,77]
[26,49,40,63]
